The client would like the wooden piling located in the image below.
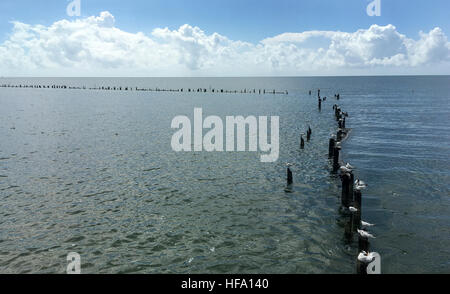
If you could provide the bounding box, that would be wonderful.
[341,172,352,207]
[329,138,335,158]
[333,146,340,172]
[287,168,293,185]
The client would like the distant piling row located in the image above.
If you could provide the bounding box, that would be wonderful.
[0,83,289,95]
[288,90,327,186]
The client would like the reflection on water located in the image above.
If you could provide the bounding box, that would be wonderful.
[0,76,449,273]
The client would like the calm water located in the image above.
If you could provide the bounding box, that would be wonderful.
[0,76,449,274]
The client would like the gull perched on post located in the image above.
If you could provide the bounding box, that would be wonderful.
[355,179,368,191]
[340,163,354,173]
[361,220,375,227]
[357,229,376,239]
[358,251,376,263]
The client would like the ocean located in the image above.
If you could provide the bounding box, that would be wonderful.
[0,76,449,273]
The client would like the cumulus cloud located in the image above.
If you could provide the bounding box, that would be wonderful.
[0,11,449,76]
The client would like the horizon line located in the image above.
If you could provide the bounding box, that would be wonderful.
[1,74,450,79]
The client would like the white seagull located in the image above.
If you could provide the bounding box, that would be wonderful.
[344,163,354,169]
[349,206,358,213]
[357,229,376,239]
[339,164,353,173]
[358,251,375,263]
[355,179,367,186]
[354,179,368,190]
[355,184,367,191]
[361,221,375,227]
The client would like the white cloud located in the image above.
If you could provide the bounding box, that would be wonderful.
[0,11,449,76]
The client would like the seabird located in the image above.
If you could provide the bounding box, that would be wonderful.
[349,206,358,213]
[357,229,375,239]
[344,163,354,169]
[355,179,366,186]
[361,221,375,227]
[355,179,368,191]
[355,184,367,191]
[358,251,375,263]
[339,165,353,173]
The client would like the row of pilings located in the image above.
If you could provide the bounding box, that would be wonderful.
[286,89,379,274]
[328,95,379,274]
[0,83,288,95]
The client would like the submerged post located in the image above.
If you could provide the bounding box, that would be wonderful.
[358,235,370,253]
[354,189,362,211]
[328,138,335,158]
[341,172,352,207]
[287,167,293,185]
[356,255,370,275]
[333,146,340,172]
[337,129,344,142]
[344,218,353,240]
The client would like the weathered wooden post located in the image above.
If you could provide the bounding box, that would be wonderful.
[329,137,335,158]
[333,146,341,172]
[287,167,293,185]
[341,172,352,207]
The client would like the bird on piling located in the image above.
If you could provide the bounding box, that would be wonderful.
[355,179,368,191]
[361,221,375,228]
[355,179,365,185]
[339,163,354,174]
[349,206,358,213]
[344,163,354,169]
[355,184,367,191]
[358,251,376,263]
[357,229,376,239]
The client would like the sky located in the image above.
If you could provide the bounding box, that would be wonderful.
[0,0,449,76]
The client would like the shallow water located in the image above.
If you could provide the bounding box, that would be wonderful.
[0,76,449,273]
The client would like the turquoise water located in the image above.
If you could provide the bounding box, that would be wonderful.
[0,76,449,273]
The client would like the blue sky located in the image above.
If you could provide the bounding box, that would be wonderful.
[0,0,449,76]
[1,0,449,43]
